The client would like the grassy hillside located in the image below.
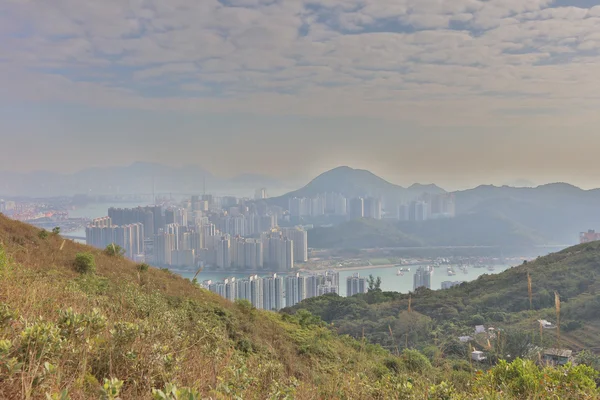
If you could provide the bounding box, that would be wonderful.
[308,215,545,249]
[1,215,599,399]
[289,241,600,354]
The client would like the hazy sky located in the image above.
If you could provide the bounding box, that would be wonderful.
[2,0,600,189]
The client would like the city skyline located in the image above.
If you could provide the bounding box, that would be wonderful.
[3,1,600,189]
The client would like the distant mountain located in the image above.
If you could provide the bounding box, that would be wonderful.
[268,166,446,208]
[454,183,600,244]
[0,162,283,197]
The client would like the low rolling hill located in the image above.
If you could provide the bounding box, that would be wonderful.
[308,214,546,249]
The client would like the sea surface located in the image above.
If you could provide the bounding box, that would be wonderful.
[175,264,513,296]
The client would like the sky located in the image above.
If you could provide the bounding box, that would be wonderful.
[2,0,600,189]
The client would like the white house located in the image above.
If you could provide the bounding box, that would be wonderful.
[471,350,486,362]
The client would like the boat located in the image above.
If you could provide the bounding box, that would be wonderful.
[487,266,495,272]
[396,269,404,276]
[447,267,457,276]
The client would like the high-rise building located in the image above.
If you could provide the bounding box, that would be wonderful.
[263,232,294,271]
[364,197,382,220]
[310,196,326,216]
[441,281,465,290]
[224,278,237,302]
[243,239,263,269]
[413,266,433,290]
[254,188,267,200]
[262,273,284,311]
[154,232,176,265]
[409,201,428,221]
[334,194,347,216]
[216,236,231,269]
[249,275,263,309]
[349,198,364,219]
[282,227,308,263]
[172,249,195,267]
[285,273,306,307]
[346,273,367,297]
[398,203,409,221]
[86,219,144,261]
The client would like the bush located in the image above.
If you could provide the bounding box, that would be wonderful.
[104,244,125,258]
[402,349,431,373]
[74,253,96,274]
[52,227,61,235]
[136,263,150,273]
[38,229,49,239]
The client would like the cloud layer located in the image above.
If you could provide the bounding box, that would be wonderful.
[2,0,600,126]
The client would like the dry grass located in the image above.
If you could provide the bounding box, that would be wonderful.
[0,216,418,399]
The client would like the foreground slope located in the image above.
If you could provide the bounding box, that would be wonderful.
[1,215,599,399]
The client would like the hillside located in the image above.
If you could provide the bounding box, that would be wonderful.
[268,166,445,208]
[289,240,600,355]
[2,216,599,398]
[308,214,545,249]
[455,184,600,243]
[307,219,424,249]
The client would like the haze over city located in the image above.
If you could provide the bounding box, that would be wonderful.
[2,0,600,189]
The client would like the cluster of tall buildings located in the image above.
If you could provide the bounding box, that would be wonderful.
[346,273,369,296]
[85,194,308,271]
[289,194,382,220]
[398,194,456,222]
[206,270,339,310]
[85,217,145,261]
[413,266,433,290]
[441,281,465,290]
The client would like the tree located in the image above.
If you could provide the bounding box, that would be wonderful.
[74,253,96,274]
[104,244,125,258]
[52,227,61,235]
[368,274,382,292]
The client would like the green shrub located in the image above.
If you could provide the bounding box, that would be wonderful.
[100,378,124,400]
[136,263,150,273]
[74,253,96,274]
[38,230,49,239]
[383,356,403,374]
[52,227,61,236]
[402,349,431,373]
[152,383,201,400]
[20,319,63,361]
[104,244,125,258]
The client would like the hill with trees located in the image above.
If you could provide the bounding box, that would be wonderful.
[288,240,600,356]
[1,214,599,399]
[308,214,546,249]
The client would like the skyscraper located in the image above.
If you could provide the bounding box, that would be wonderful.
[364,197,382,220]
[154,232,175,265]
[349,198,364,219]
[285,273,306,307]
[282,227,308,263]
[216,236,231,270]
[346,273,367,297]
[413,266,433,290]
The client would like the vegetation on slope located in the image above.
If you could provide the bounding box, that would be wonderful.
[289,241,600,355]
[1,214,599,399]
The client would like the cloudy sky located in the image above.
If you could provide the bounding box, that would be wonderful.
[2,0,600,189]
